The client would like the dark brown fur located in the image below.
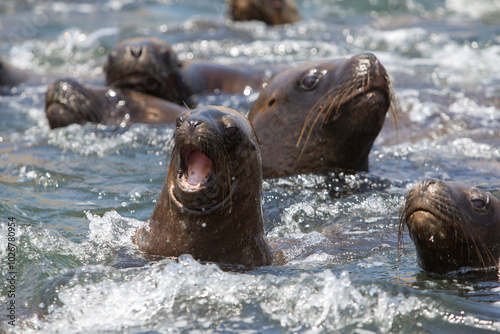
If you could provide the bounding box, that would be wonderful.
[104,37,192,106]
[135,106,272,267]
[0,57,29,87]
[45,78,185,129]
[399,179,500,274]
[105,37,284,97]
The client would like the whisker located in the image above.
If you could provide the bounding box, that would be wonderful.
[296,81,356,160]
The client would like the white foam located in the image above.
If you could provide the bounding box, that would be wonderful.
[47,124,174,157]
[16,258,450,333]
[445,0,500,19]
[86,210,145,249]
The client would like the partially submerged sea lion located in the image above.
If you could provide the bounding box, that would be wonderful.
[104,37,285,101]
[248,53,394,178]
[400,179,500,275]
[104,37,193,106]
[135,106,272,267]
[229,0,301,25]
[45,78,185,128]
[0,57,30,87]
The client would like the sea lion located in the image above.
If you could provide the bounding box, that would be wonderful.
[45,78,186,128]
[248,52,394,178]
[229,0,301,25]
[104,37,193,106]
[104,37,285,100]
[0,57,30,87]
[135,106,272,267]
[400,179,500,275]
[47,53,393,180]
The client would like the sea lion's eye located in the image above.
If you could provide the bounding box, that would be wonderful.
[176,116,185,128]
[471,198,487,210]
[225,126,239,140]
[300,74,320,91]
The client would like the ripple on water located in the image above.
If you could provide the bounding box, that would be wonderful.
[10,254,500,334]
[1,0,500,333]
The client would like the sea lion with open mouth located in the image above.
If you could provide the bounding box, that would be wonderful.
[248,53,395,178]
[135,106,272,267]
[400,179,500,275]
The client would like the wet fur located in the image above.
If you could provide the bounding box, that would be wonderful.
[399,180,500,274]
[297,63,397,158]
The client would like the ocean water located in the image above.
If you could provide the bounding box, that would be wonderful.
[1,0,500,332]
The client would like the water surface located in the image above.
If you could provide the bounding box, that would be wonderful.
[1,0,500,332]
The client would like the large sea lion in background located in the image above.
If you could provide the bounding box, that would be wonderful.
[45,78,185,128]
[248,53,394,178]
[135,106,272,267]
[229,0,301,25]
[400,179,500,275]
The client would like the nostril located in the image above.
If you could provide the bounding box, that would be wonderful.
[421,178,439,192]
[268,98,276,108]
[130,46,143,58]
[188,119,202,129]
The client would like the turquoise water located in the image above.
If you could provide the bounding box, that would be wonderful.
[1,0,500,332]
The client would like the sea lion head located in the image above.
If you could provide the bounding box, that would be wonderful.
[248,53,393,178]
[229,0,301,25]
[45,78,183,129]
[105,37,191,105]
[0,56,29,87]
[45,78,104,128]
[138,106,270,266]
[401,179,500,274]
[168,105,262,213]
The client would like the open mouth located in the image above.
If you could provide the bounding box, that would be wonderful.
[179,146,214,189]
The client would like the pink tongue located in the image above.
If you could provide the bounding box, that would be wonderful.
[187,149,212,186]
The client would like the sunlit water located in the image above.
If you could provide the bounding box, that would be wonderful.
[1,0,500,332]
